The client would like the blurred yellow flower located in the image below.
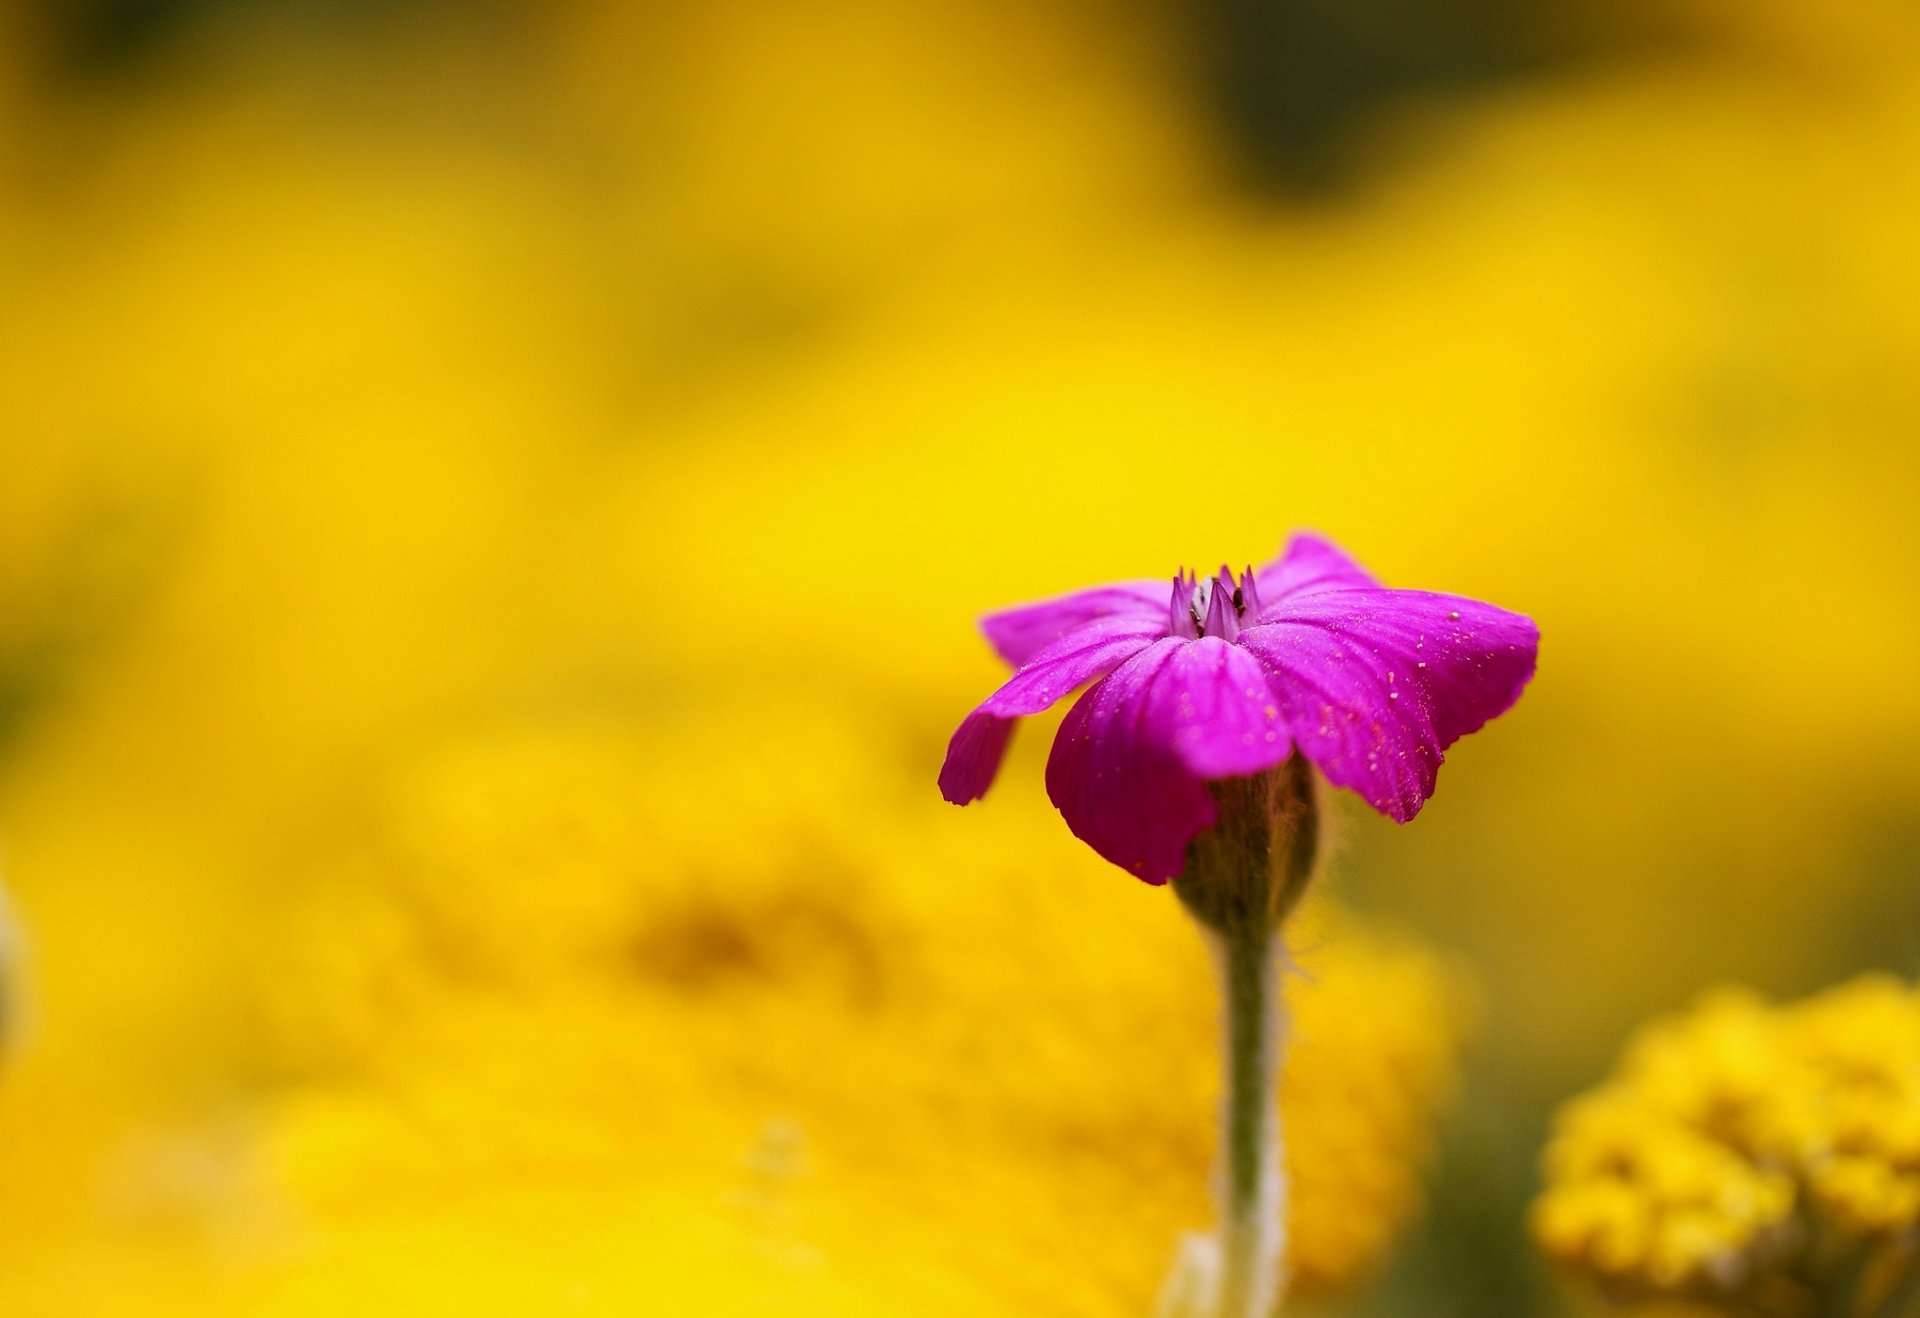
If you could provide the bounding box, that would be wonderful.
[1534,977,1920,1313]
[246,708,1472,1312]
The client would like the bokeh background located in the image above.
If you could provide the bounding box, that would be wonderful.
[2,0,1918,1314]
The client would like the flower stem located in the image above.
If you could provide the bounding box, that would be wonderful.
[1173,756,1317,1318]
[1212,918,1285,1318]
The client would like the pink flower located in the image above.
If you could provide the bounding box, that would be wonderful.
[939,534,1539,882]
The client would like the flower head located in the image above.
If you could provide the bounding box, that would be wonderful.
[939,533,1539,881]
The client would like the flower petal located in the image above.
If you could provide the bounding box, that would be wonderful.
[1046,640,1215,883]
[982,614,1164,717]
[1237,590,1538,821]
[1042,637,1292,882]
[1157,636,1294,779]
[980,580,1169,666]
[942,616,1162,809]
[1253,533,1380,618]
[938,708,1017,805]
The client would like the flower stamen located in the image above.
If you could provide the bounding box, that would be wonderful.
[1171,567,1261,643]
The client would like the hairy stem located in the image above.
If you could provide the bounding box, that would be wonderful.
[1173,757,1317,1318]
[1212,919,1285,1318]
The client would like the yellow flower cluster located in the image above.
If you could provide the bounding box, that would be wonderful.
[1534,978,1920,1308]
[251,708,1472,1312]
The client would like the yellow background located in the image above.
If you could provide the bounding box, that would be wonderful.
[2,1,1917,1313]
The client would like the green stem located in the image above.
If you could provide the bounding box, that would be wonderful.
[1171,757,1316,1318]
[1212,920,1284,1318]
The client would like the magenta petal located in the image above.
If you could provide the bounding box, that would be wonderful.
[938,708,1017,805]
[944,599,1164,812]
[980,580,1168,666]
[1155,637,1294,778]
[1046,641,1216,883]
[983,614,1163,717]
[1044,639,1293,880]
[1237,589,1537,821]
[1252,533,1380,618]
